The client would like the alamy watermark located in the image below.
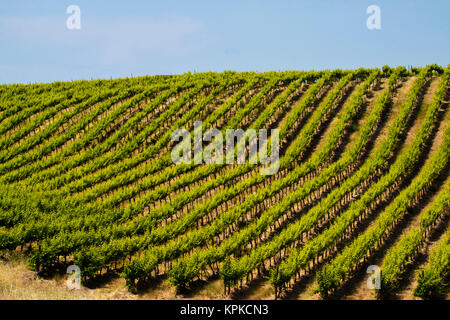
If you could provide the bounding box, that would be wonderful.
[366,5,381,30]
[171,121,280,175]
[66,265,81,290]
[366,265,381,290]
[66,5,81,30]
[64,5,381,32]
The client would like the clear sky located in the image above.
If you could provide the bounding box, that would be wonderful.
[1,0,449,84]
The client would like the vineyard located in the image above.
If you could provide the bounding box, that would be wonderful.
[0,66,449,300]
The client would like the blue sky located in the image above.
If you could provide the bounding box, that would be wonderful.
[1,0,449,84]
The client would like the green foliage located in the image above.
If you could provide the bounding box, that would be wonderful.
[414,230,450,299]
[0,66,447,301]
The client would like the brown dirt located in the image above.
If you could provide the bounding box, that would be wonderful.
[311,81,360,154]
[0,253,232,300]
[394,218,450,300]
[367,76,416,154]
[342,79,388,153]
[397,77,441,154]
[337,78,448,300]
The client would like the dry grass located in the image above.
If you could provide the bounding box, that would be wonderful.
[0,253,231,300]
[0,253,137,300]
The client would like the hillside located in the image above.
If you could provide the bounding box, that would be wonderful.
[0,66,449,300]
